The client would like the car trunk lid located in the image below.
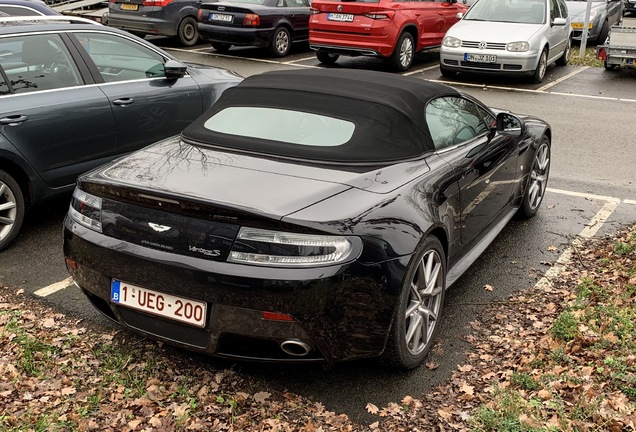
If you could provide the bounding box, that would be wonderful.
[311,0,386,35]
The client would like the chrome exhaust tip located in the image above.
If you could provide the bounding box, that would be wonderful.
[280,339,313,357]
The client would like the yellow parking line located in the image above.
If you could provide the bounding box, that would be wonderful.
[536,66,589,91]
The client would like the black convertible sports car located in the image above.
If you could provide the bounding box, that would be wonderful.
[63,69,551,369]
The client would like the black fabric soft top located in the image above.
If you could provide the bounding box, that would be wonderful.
[182,69,461,165]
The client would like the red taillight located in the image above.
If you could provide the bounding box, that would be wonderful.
[310,7,320,14]
[197,8,202,20]
[597,48,607,60]
[65,258,79,270]
[243,13,260,26]
[142,0,173,6]
[109,0,115,3]
[363,10,395,19]
[262,311,295,322]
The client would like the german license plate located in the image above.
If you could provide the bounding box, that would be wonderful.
[110,280,206,328]
[120,3,138,10]
[327,13,354,22]
[571,22,593,29]
[464,53,497,63]
[210,13,232,22]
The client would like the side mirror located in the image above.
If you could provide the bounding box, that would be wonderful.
[552,17,567,26]
[496,112,525,137]
[164,59,188,79]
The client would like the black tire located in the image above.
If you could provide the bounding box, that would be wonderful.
[212,42,231,53]
[596,20,609,45]
[316,51,339,65]
[177,16,199,47]
[269,27,291,57]
[556,37,571,66]
[389,32,415,72]
[439,64,457,77]
[532,48,548,83]
[383,235,446,370]
[518,135,551,219]
[0,170,25,252]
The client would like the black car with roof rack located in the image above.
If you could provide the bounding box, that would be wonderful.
[0,16,241,251]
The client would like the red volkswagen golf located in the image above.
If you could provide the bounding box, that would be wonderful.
[309,0,467,71]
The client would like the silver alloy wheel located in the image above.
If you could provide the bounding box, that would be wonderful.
[527,142,550,211]
[537,50,547,80]
[0,181,17,243]
[404,249,444,355]
[400,36,414,68]
[275,30,289,55]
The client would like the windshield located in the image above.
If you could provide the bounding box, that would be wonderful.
[464,0,547,24]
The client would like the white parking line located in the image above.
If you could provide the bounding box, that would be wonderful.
[165,47,286,65]
[535,199,619,289]
[624,199,636,205]
[402,65,439,76]
[536,66,589,92]
[548,91,619,101]
[579,200,620,239]
[33,277,73,298]
[547,187,621,203]
[282,56,317,64]
[429,79,545,93]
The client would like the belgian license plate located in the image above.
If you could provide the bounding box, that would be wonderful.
[120,3,138,10]
[464,53,497,63]
[111,280,207,328]
[210,13,232,22]
[327,13,354,22]
[571,22,593,29]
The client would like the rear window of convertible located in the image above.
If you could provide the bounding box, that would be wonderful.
[182,88,429,165]
[204,107,355,147]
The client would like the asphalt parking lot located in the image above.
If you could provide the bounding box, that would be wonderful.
[2,35,636,423]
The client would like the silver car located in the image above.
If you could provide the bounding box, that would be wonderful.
[566,0,624,44]
[440,0,573,83]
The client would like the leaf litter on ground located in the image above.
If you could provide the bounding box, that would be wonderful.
[1,224,635,431]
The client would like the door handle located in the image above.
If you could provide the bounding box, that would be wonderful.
[113,98,135,106]
[0,115,28,125]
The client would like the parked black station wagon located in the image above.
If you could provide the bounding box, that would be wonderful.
[63,69,552,369]
[0,17,241,251]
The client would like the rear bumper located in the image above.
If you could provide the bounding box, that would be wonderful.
[197,23,275,47]
[63,216,406,363]
[571,26,600,42]
[440,48,539,76]
[309,30,393,58]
